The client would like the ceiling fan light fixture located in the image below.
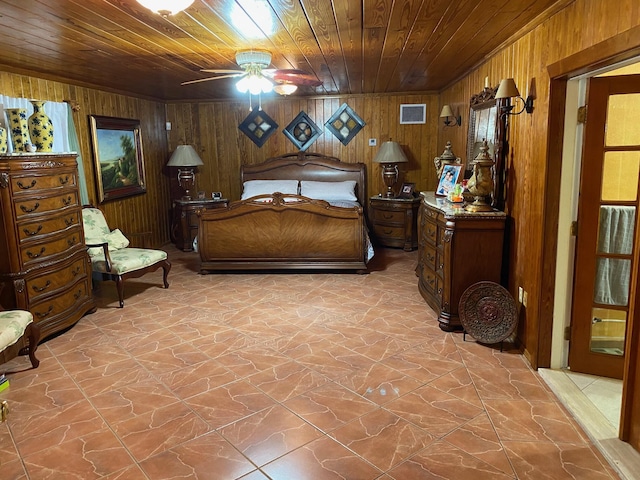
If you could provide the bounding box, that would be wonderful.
[235,50,272,69]
[136,0,194,16]
[273,83,298,96]
[236,74,273,95]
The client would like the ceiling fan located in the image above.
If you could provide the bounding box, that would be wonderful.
[181,50,322,95]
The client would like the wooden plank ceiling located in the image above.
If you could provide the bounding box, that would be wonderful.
[0,0,564,101]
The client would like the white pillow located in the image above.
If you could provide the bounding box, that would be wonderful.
[241,180,299,200]
[86,228,130,256]
[300,180,357,202]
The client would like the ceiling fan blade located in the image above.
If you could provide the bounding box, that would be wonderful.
[181,73,246,85]
[200,69,246,74]
[267,69,322,86]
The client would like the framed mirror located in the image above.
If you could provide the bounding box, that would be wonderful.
[466,86,508,210]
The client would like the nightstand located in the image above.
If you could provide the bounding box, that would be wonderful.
[172,198,228,251]
[369,195,420,251]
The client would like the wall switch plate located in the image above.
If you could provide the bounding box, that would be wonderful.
[166,122,172,131]
[368,138,377,146]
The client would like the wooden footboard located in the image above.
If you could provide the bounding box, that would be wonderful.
[198,194,368,272]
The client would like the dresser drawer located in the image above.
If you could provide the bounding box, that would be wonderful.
[17,210,81,242]
[15,191,78,218]
[420,265,437,295]
[372,208,405,224]
[11,172,76,194]
[423,244,436,270]
[30,278,91,325]
[424,219,437,245]
[25,256,89,302]
[20,227,83,268]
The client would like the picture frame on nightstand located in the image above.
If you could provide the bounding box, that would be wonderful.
[397,182,415,199]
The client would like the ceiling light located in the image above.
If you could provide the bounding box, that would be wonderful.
[273,83,298,96]
[136,0,194,16]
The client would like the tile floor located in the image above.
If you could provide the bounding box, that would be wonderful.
[0,246,621,479]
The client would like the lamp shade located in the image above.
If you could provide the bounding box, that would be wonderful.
[166,145,204,167]
[439,105,455,118]
[137,0,194,15]
[495,78,521,99]
[373,141,408,164]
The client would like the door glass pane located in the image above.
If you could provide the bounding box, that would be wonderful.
[606,94,640,146]
[598,205,635,254]
[590,307,626,356]
[594,258,630,306]
[601,151,640,201]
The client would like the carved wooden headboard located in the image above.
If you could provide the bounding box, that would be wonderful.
[241,152,368,207]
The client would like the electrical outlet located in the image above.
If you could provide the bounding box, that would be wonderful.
[518,286,523,303]
[522,291,528,307]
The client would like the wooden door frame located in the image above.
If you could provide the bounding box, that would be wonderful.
[540,26,640,443]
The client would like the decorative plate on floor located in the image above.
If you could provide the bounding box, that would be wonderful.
[458,281,517,344]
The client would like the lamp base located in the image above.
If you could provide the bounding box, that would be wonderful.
[381,163,399,198]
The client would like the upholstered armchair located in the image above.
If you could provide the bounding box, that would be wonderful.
[81,207,171,308]
[0,309,40,369]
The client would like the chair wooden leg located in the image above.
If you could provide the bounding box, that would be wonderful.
[26,322,40,368]
[115,276,125,308]
[162,260,171,289]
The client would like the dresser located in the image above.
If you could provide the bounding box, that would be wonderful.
[369,195,420,251]
[416,192,506,331]
[171,198,228,251]
[0,153,96,339]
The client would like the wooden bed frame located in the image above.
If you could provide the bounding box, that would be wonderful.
[198,152,369,273]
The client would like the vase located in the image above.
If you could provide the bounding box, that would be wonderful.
[465,139,495,212]
[0,126,7,153]
[6,108,30,152]
[28,100,54,152]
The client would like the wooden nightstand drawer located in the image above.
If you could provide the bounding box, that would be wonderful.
[424,220,437,245]
[373,223,404,239]
[372,208,405,224]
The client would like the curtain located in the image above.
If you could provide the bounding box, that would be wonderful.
[66,103,89,205]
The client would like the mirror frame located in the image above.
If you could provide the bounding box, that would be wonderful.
[466,86,509,210]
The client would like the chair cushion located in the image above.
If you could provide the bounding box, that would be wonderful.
[0,311,33,350]
[90,248,168,275]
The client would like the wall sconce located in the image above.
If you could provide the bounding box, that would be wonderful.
[495,78,534,115]
[439,105,461,127]
[166,145,204,200]
[373,140,409,197]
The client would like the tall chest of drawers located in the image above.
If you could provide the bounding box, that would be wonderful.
[416,192,506,331]
[0,153,96,339]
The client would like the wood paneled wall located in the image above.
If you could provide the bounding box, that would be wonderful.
[0,72,172,248]
[165,94,440,203]
[437,0,640,368]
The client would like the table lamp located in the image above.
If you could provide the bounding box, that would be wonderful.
[373,140,409,197]
[166,145,204,200]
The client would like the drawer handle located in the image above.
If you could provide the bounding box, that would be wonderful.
[382,213,394,219]
[59,176,70,185]
[35,305,54,318]
[427,228,435,236]
[427,277,435,286]
[20,202,40,213]
[23,225,43,236]
[383,228,394,235]
[17,179,37,190]
[64,216,75,227]
[26,247,46,259]
[72,266,81,276]
[67,236,77,247]
[426,252,434,262]
[62,196,73,206]
[32,280,51,293]
[73,289,83,300]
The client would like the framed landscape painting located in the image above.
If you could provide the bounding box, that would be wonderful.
[89,115,146,202]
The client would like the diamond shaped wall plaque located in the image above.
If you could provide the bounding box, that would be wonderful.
[238,107,278,147]
[325,103,365,145]
[283,111,322,151]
